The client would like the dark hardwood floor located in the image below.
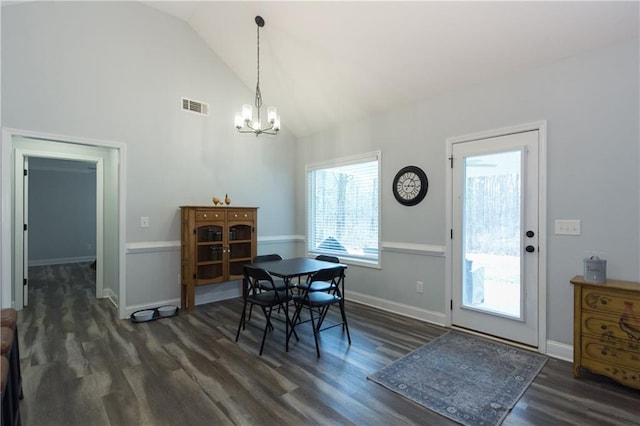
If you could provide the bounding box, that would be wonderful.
[16,263,640,425]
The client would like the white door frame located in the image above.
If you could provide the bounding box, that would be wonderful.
[14,149,104,305]
[445,121,547,353]
[1,127,127,319]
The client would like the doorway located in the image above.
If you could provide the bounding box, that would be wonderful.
[1,129,126,318]
[446,123,547,349]
[25,157,97,305]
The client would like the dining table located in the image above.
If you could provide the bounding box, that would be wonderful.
[248,256,347,351]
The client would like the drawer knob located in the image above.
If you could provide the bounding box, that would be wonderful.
[203,214,207,218]
[600,298,608,305]
[244,214,248,218]
[601,324,607,330]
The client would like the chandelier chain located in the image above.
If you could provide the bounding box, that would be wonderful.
[255,24,262,113]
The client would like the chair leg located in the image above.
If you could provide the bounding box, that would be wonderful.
[339,300,351,345]
[316,305,330,331]
[287,301,303,343]
[258,307,271,356]
[308,304,321,358]
[235,301,249,342]
[247,304,254,322]
[285,304,299,343]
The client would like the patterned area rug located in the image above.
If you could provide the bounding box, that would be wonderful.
[368,331,548,426]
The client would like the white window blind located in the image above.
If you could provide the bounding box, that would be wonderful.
[306,152,380,265]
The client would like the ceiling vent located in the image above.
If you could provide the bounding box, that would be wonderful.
[181,97,209,116]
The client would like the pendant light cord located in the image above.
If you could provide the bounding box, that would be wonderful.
[255,23,263,119]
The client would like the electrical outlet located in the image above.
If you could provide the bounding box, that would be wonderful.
[554,219,580,235]
[416,281,424,293]
[140,216,150,228]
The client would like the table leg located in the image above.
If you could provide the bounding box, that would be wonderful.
[285,277,290,352]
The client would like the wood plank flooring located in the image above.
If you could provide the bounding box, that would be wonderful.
[16,263,640,425]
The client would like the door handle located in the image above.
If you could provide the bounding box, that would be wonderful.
[525,245,535,253]
[526,230,535,238]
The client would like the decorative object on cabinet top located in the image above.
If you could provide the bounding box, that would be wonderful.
[211,195,232,206]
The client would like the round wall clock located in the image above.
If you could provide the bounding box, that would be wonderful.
[392,166,428,206]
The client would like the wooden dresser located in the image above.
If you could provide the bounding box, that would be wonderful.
[570,275,640,389]
[180,206,257,312]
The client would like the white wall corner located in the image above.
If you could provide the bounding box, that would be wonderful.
[103,287,119,309]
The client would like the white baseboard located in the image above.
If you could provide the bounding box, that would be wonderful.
[345,289,447,326]
[545,339,573,361]
[28,256,95,267]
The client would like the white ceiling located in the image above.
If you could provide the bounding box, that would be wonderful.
[146,1,639,138]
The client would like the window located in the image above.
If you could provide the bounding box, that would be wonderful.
[306,152,380,265]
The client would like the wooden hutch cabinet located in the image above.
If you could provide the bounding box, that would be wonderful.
[570,275,640,390]
[180,206,257,312]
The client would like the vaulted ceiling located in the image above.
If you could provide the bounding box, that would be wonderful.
[145,1,638,138]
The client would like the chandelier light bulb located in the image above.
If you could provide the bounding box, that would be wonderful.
[234,112,243,129]
[267,106,277,124]
[242,104,252,122]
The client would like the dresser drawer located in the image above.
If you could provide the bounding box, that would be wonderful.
[582,287,640,314]
[227,210,254,221]
[196,209,224,222]
[581,335,640,368]
[582,312,640,341]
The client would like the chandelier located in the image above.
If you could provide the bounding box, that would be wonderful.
[234,16,280,136]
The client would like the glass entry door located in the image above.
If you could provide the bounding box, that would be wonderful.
[451,130,539,347]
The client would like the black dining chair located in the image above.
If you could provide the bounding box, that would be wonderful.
[295,255,340,323]
[289,267,351,357]
[297,255,340,293]
[253,253,283,262]
[236,266,298,355]
[253,254,289,291]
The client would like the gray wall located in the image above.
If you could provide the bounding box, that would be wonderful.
[2,2,297,309]
[3,2,639,349]
[28,159,96,264]
[297,37,640,346]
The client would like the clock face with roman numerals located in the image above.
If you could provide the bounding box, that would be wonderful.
[392,166,428,206]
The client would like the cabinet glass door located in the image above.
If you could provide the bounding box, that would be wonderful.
[228,223,252,277]
[196,224,224,282]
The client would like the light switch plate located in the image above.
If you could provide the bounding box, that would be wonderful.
[140,216,150,228]
[555,219,580,235]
